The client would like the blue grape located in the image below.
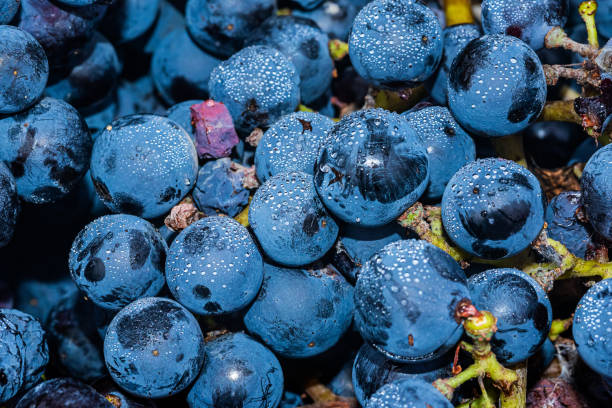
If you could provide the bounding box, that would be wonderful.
[580,144,612,241]
[280,391,304,408]
[249,171,339,266]
[339,222,405,282]
[314,108,429,227]
[165,99,204,143]
[69,214,167,310]
[403,106,476,201]
[18,0,108,70]
[166,216,263,316]
[293,0,368,41]
[140,0,185,55]
[442,158,545,259]
[15,279,78,323]
[90,114,198,219]
[186,332,283,408]
[448,35,547,137]
[0,309,48,389]
[209,45,301,135]
[115,76,166,118]
[44,32,121,109]
[0,0,20,24]
[46,294,107,381]
[0,97,92,204]
[0,311,26,403]
[255,111,335,183]
[352,343,453,406]
[93,378,157,408]
[247,15,334,105]
[15,378,113,408]
[573,278,612,378]
[482,0,569,50]
[244,263,354,358]
[151,29,221,106]
[427,24,481,105]
[468,268,552,364]
[186,0,276,58]
[192,158,250,217]
[329,358,355,398]
[0,25,48,114]
[367,378,453,408]
[101,0,160,44]
[354,239,469,362]
[348,0,443,88]
[568,137,600,165]
[0,162,19,248]
[546,191,594,259]
[104,297,205,398]
[523,121,586,168]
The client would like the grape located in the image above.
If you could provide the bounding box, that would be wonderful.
[354,239,469,362]
[442,158,546,259]
[573,278,612,379]
[468,268,553,364]
[348,0,443,88]
[580,144,612,241]
[448,34,547,137]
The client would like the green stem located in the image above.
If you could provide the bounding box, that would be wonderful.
[398,204,612,291]
[434,312,519,402]
[579,1,600,49]
[549,316,574,341]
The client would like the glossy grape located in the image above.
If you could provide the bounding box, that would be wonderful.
[104,297,205,398]
[580,144,612,241]
[348,0,443,88]
[248,15,333,105]
[186,332,284,408]
[0,25,49,114]
[367,378,453,408]
[468,268,552,364]
[314,108,429,227]
[209,45,300,135]
[403,106,476,201]
[90,114,198,219]
[255,111,335,183]
[0,162,19,248]
[69,214,167,310]
[354,239,469,362]
[482,0,569,50]
[244,263,354,358]
[166,216,263,315]
[442,158,545,259]
[0,97,92,204]
[249,171,339,266]
[573,279,612,378]
[448,34,547,137]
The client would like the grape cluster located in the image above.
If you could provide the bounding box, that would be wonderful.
[0,0,611,407]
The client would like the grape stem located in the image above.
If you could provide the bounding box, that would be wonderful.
[398,203,612,292]
[444,0,474,26]
[579,1,599,49]
[544,26,600,59]
[549,316,574,342]
[433,310,522,407]
[298,383,358,408]
[543,64,602,88]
